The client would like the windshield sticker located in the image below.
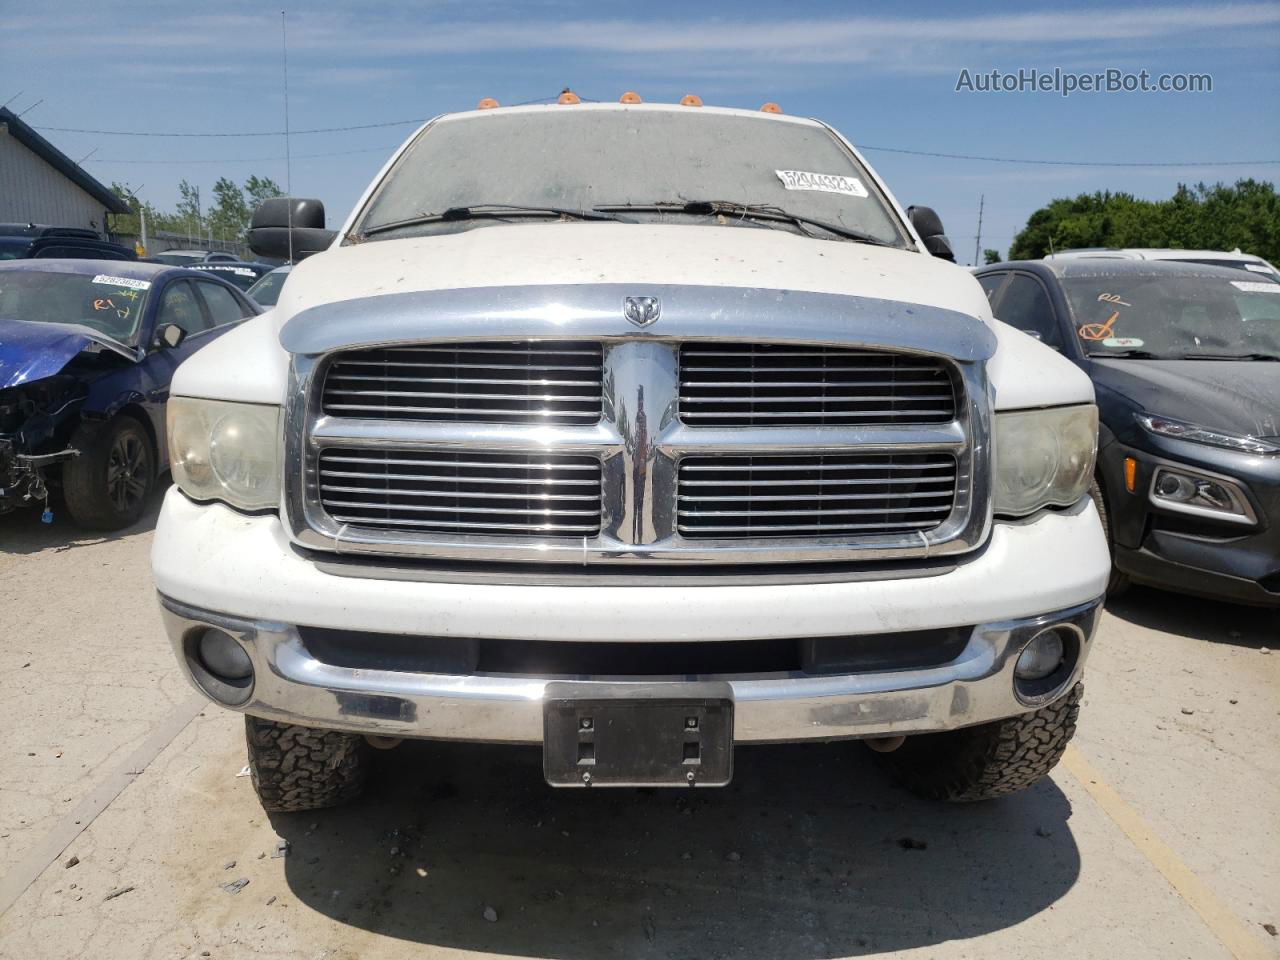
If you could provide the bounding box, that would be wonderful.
[774,170,868,198]
[1102,337,1144,348]
[1079,311,1120,341]
[1231,280,1280,293]
[1244,263,1276,274]
[92,274,150,290]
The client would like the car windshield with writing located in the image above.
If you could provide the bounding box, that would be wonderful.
[246,267,290,306]
[354,109,908,247]
[0,270,150,343]
[1064,271,1280,360]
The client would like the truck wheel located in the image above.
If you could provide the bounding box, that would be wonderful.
[62,415,154,530]
[877,683,1082,802]
[1089,479,1130,598]
[245,716,369,813]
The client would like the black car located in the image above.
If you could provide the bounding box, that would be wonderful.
[0,259,260,529]
[975,259,1280,606]
[182,260,273,291]
[0,224,137,262]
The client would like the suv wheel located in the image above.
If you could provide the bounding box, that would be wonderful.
[62,415,154,530]
[245,717,369,813]
[876,683,1082,802]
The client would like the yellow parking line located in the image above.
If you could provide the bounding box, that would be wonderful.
[1062,745,1272,960]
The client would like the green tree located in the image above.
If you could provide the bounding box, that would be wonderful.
[983,248,1001,264]
[1008,180,1280,262]
[208,176,251,242]
[244,175,284,210]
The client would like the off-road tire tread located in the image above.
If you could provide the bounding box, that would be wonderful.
[62,415,153,530]
[1089,479,1130,597]
[245,716,369,813]
[880,683,1082,802]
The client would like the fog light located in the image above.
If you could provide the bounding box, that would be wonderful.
[198,628,253,681]
[1015,629,1065,681]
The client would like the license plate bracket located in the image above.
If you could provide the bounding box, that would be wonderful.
[543,682,734,788]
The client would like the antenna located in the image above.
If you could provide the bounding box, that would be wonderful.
[281,9,294,264]
[973,194,984,266]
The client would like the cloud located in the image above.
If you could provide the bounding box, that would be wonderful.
[16,2,1280,72]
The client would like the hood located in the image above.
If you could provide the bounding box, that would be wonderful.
[276,222,991,323]
[0,317,138,389]
[1091,359,1280,440]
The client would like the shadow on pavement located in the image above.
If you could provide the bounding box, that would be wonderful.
[273,739,1080,959]
[1105,584,1276,649]
[0,479,166,556]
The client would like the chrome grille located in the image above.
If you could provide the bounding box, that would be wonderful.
[677,453,957,538]
[317,449,603,537]
[322,341,604,424]
[679,344,955,426]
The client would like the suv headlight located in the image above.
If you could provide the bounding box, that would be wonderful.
[168,397,280,511]
[1136,413,1280,456]
[994,404,1097,518]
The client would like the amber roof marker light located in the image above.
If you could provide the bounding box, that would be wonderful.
[619,91,642,104]
[558,90,582,104]
[760,102,782,114]
[679,94,703,106]
[477,97,499,110]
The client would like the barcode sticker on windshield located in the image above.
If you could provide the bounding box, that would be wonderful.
[775,170,868,198]
[92,275,151,290]
[1231,280,1280,293]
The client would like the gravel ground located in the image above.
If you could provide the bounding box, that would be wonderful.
[1,486,1277,960]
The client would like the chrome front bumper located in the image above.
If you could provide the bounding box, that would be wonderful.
[159,594,1102,743]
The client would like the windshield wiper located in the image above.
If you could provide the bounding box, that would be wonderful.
[1179,352,1280,361]
[1088,349,1162,359]
[592,201,896,247]
[360,204,629,239]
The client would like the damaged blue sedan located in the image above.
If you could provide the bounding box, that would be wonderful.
[0,260,260,529]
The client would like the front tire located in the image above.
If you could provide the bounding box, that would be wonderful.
[245,717,369,813]
[877,684,1082,802]
[1089,479,1131,598]
[62,415,154,530]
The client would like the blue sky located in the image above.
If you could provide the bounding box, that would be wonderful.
[3,0,1278,262]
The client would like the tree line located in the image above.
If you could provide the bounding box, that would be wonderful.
[1006,179,1279,262]
[109,175,283,244]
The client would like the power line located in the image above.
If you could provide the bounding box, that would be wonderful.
[84,145,400,165]
[857,144,1279,168]
[34,116,1280,168]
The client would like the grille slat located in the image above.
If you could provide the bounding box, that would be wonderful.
[680,344,955,427]
[677,453,957,540]
[323,341,604,424]
[318,449,602,538]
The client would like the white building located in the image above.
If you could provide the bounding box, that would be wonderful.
[0,106,130,231]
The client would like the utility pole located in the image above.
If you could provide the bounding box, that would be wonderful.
[973,194,985,267]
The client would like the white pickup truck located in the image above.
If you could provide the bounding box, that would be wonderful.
[153,97,1108,812]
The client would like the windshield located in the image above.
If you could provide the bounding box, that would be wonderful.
[0,270,150,343]
[247,269,288,306]
[355,109,908,247]
[152,252,203,265]
[1064,272,1280,359]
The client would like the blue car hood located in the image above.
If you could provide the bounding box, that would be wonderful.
[0,317,139,389]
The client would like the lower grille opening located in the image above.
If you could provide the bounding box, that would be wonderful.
[298,627,971,678]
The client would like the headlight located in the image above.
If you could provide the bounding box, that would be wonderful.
[1136,413,1280,456]
[168,397,280,511]
[994,404,1097,518]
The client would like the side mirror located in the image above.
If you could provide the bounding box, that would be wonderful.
[247,197,336,262]
[906,205,956,262]
[154,323,187,350]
